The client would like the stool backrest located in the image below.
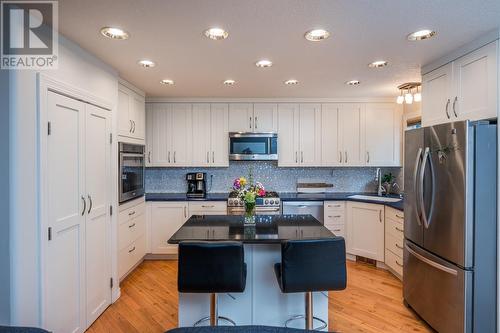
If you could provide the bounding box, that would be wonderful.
[178,241,246,293]
[281,238,347,293]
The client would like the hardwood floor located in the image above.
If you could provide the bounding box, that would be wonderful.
[88,260,433,333]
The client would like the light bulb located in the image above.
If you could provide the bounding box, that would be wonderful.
[405,93,413,104]
[396,95,404,104]
[414,92,422,102]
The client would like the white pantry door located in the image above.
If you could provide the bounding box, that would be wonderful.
[84,104,112,326]
[45,91,86,333]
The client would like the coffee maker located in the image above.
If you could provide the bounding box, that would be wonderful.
[186,172,207,198]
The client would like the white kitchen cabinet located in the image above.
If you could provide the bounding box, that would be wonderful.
[253,103,278,132]
[364,103,402,166]
[324,201,346,239]
[188,201,227,216]
[210,104,230,167]
[422,41,498,126]
[191,103,212,166]
[346,202,384,262]
[149,202,188,254]
[146,103,192,166]
[229,103,277,132]
[229,103,254,132]
[385,207,404,279]
[44,91,112,333]
[118,198,146,280]
[118,83,145,142]
[338,104,364,166]
[277,103,320,166]
[321,104,340,166]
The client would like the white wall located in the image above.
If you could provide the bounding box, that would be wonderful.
[9,34,118,326]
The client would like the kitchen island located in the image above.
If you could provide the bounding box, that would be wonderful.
[168,214,337,329]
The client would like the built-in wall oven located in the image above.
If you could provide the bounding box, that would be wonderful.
[229,132,278,161]
[119,142,145,203]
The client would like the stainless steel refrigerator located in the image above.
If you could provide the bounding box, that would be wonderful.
[404,120,497,333]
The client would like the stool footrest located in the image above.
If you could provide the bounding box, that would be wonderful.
[193,316,236,327]
[285,315,327,331]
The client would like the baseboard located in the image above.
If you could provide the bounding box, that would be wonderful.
[144,253,178,260]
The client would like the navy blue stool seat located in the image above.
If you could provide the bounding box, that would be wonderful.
[178,241,247,326]
[274,238,347,330]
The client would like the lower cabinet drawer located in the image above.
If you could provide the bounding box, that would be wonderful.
[118,235,146,279]
[385,249,403,277]
[118,212,146,251]
[188,201,227,216]
[325,224,345,237]
[324,212,345,225]
[386,233,404,257]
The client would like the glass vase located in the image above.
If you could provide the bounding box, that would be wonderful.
[244,201,256,225]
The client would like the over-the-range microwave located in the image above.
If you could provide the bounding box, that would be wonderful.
[229,132,278,161]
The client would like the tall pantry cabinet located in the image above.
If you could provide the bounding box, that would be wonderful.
[43,91,112,333]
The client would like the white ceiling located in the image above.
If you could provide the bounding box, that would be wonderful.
[58,0,500,98]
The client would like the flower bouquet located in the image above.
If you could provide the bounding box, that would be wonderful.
[232,174,266,224]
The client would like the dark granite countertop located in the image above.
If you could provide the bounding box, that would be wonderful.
[168,214,336,244]
[146,192,404,211]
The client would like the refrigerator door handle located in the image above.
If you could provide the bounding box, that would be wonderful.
[405,243,458,276]
[413,147,423,226]
[419,147,431,229]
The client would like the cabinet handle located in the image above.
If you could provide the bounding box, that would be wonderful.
[344,151,348,163]
[452,96,458,118]
[81,196,86,216]
[366,151,370,163]
[132,120,136,133]
[396,243,403,250]
[184,206,187,218]
[339,151,342,163]
[301,151,304,163]
[328,204,341,208]
[148,151,151,163]
[129,120,133,133]
[202,205,215,208]
[395,226,404,232]
[128,223,136,228]
[212,151,215,163]
[255,116,258,129]
[174,151,176,163]
[395,260,403,267]
[295,151,298,163]
[128,246,136,253]
[395,214,404,219]
[207,151,209,163]
[333,229,342,232]
[128,210,136,216]
[379,210,382,222]
[87,195,92,214]
[445,99,451,119]
[249,117,252,130]
[168,151,171,163]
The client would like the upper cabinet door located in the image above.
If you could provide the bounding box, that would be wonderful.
[131,94,145,140]
[170,103,192,166]
[365,103,401,166]
[338,104,364,166]
[321,104,340,166]
[453,41,498,122]
[253,103,278,132]
[278,104,300,166]
[421,63,453,126]
[210,103,229,167]
[191,104,211,166]
[148,103,171,166]
[118,88,132,137]
[229,103,253,132]
[299,104,321,166]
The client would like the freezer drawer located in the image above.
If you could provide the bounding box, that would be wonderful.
[403,240,472,333]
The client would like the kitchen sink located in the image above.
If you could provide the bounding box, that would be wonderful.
[348,195,402,203]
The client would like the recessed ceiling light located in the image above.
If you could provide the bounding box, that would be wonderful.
[138,59,155,68]
[100,27,129,40]
[407,29,436,41]
[256,59,272,68]
[204,27,228,40]
[345,80,361,86]
[284,79,299,85]
[223,79,236,86]
[368,60,388,68]
[160,79,174,85]
[304,29,330,41]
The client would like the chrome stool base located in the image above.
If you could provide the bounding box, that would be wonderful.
[193,293,237,327]
[193,316,236,327]
[284,315,327,331]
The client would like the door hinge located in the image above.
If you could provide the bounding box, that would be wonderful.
[109,133,112,144]
[110,277,114,289]
[109,205,113,216]
[48,227,52,241]
[47,121,51,135]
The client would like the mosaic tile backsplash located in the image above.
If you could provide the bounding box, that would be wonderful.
[145,162,403,194]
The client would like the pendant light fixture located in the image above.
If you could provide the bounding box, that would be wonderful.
[396,82,421,104]
[396,91,404,104]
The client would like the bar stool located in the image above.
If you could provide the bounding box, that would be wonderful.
[274,238,347,330]
[178,241,247,327]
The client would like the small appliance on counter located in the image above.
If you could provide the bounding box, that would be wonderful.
[186,172,207,198]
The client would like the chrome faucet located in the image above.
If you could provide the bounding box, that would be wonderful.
[375,168,385,196]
